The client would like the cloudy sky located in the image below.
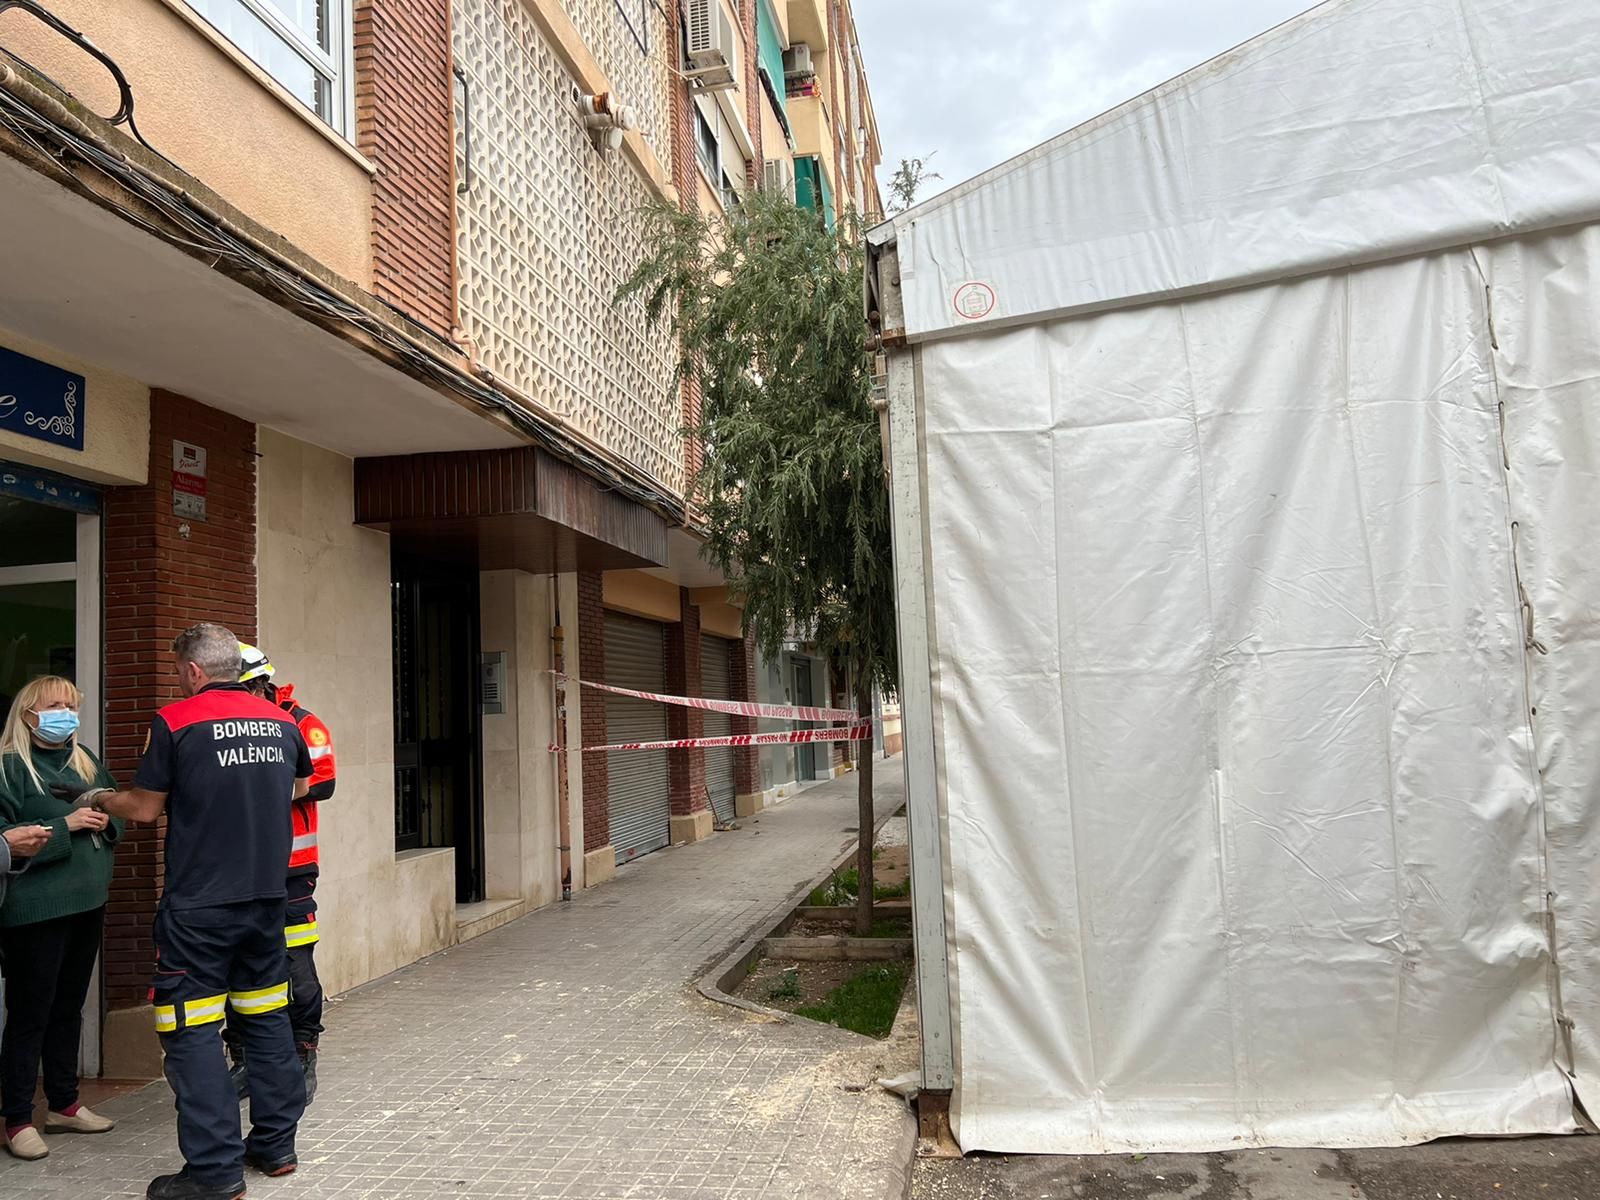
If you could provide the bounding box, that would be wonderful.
[853,0,1324,205]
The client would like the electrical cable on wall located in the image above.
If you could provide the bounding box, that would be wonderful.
[0,31,686,524]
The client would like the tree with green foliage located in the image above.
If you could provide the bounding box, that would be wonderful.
[619,192,896,935]
[887,152,941,213]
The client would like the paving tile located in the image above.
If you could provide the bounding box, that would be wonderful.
[0,763,913,1199]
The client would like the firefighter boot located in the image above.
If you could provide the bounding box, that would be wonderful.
[244,1149,297,1178]
[297,1043,318,1106]
[145,1168,245,1200]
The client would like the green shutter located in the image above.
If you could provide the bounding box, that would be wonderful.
[794,157,836,229]
[795,156,821,212]
[757,0,787,121]
[818,162,835,229]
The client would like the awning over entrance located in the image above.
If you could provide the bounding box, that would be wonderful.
[355,447,668,573]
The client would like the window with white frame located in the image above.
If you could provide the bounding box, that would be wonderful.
[187,0,351,136]
[694,105,718,181]
[694,97,749,210]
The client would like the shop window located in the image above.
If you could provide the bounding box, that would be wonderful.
[0,469,101,764]
[186,0,351,137]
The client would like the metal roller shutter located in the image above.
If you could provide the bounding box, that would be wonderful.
[605,614,670,864]
[700,634,736,824]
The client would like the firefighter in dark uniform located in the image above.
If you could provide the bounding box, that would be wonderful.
[224,644,334,1103]
[63,624,311,1200]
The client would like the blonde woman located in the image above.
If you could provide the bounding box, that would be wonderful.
[0,677,123,1162]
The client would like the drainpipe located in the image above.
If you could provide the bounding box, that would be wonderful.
[552,597,573,902]
[444,21,479,365]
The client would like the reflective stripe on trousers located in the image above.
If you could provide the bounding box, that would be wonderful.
[229,983,290,1016]
[153,994,227,1031]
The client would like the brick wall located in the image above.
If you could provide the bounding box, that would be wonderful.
[729,629,760,796]
[102,391,257,1010]
[577,572,610,850]
[354,0,457,335]
[665,590,706,816]
[743,0,762,185]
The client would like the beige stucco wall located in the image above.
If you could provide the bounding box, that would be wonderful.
[786,0,827,51]
[0,327,150,484]
[700,602,742,640]
[256,428,455,998]
[789,93,837,195]
[603,570,681,624]
[761,105,791,178]
[479,570,561,907]
[0,0,373,285]
[696,172,722,218]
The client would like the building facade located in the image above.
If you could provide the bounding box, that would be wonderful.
[0,0,881,1077]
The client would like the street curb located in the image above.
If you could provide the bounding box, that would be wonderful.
[695,795,903,1020]
[695,787,917,1200]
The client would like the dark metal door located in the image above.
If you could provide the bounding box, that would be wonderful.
[794,658,816,782]
[700,634,735,823]
[392,554,485,903]
[604,614,671,863]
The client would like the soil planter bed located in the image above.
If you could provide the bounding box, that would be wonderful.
[764,934,913,962]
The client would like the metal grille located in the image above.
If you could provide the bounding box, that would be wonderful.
[686,0,713,54]
[452,0,683,497]
[604,614,670,863]
[700,633,735,823]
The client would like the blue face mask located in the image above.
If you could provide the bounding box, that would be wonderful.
[32,708,80,745]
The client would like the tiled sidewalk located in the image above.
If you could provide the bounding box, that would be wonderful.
[2,760,914,1199]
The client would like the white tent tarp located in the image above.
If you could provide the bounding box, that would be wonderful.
[873,0,1600,343]
[879,0,1600,1156]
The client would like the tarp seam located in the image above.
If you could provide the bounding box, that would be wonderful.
[1472,243,1575,1082]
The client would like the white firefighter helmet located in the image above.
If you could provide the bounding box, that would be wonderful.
[238,642,275,684]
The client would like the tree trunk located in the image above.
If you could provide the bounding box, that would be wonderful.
[855,681,875,937]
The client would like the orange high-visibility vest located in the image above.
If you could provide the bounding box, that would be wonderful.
[278,685,335,876]
[289,799,318,873]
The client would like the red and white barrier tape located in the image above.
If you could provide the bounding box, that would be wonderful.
[550,722,873,754]
[551,672,857,724]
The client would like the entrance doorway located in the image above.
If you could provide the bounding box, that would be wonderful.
[0,466,102,1073]
[391,552,485,904]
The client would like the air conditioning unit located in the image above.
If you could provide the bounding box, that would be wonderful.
[763,156,796,201]
[783,43,814,80]
[685,0,738,92]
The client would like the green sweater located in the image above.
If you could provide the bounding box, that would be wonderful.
[0,744,123,928]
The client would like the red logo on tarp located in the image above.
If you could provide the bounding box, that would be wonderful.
[953,281,996,320]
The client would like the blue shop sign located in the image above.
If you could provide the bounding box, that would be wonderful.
[0,345,85,453]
